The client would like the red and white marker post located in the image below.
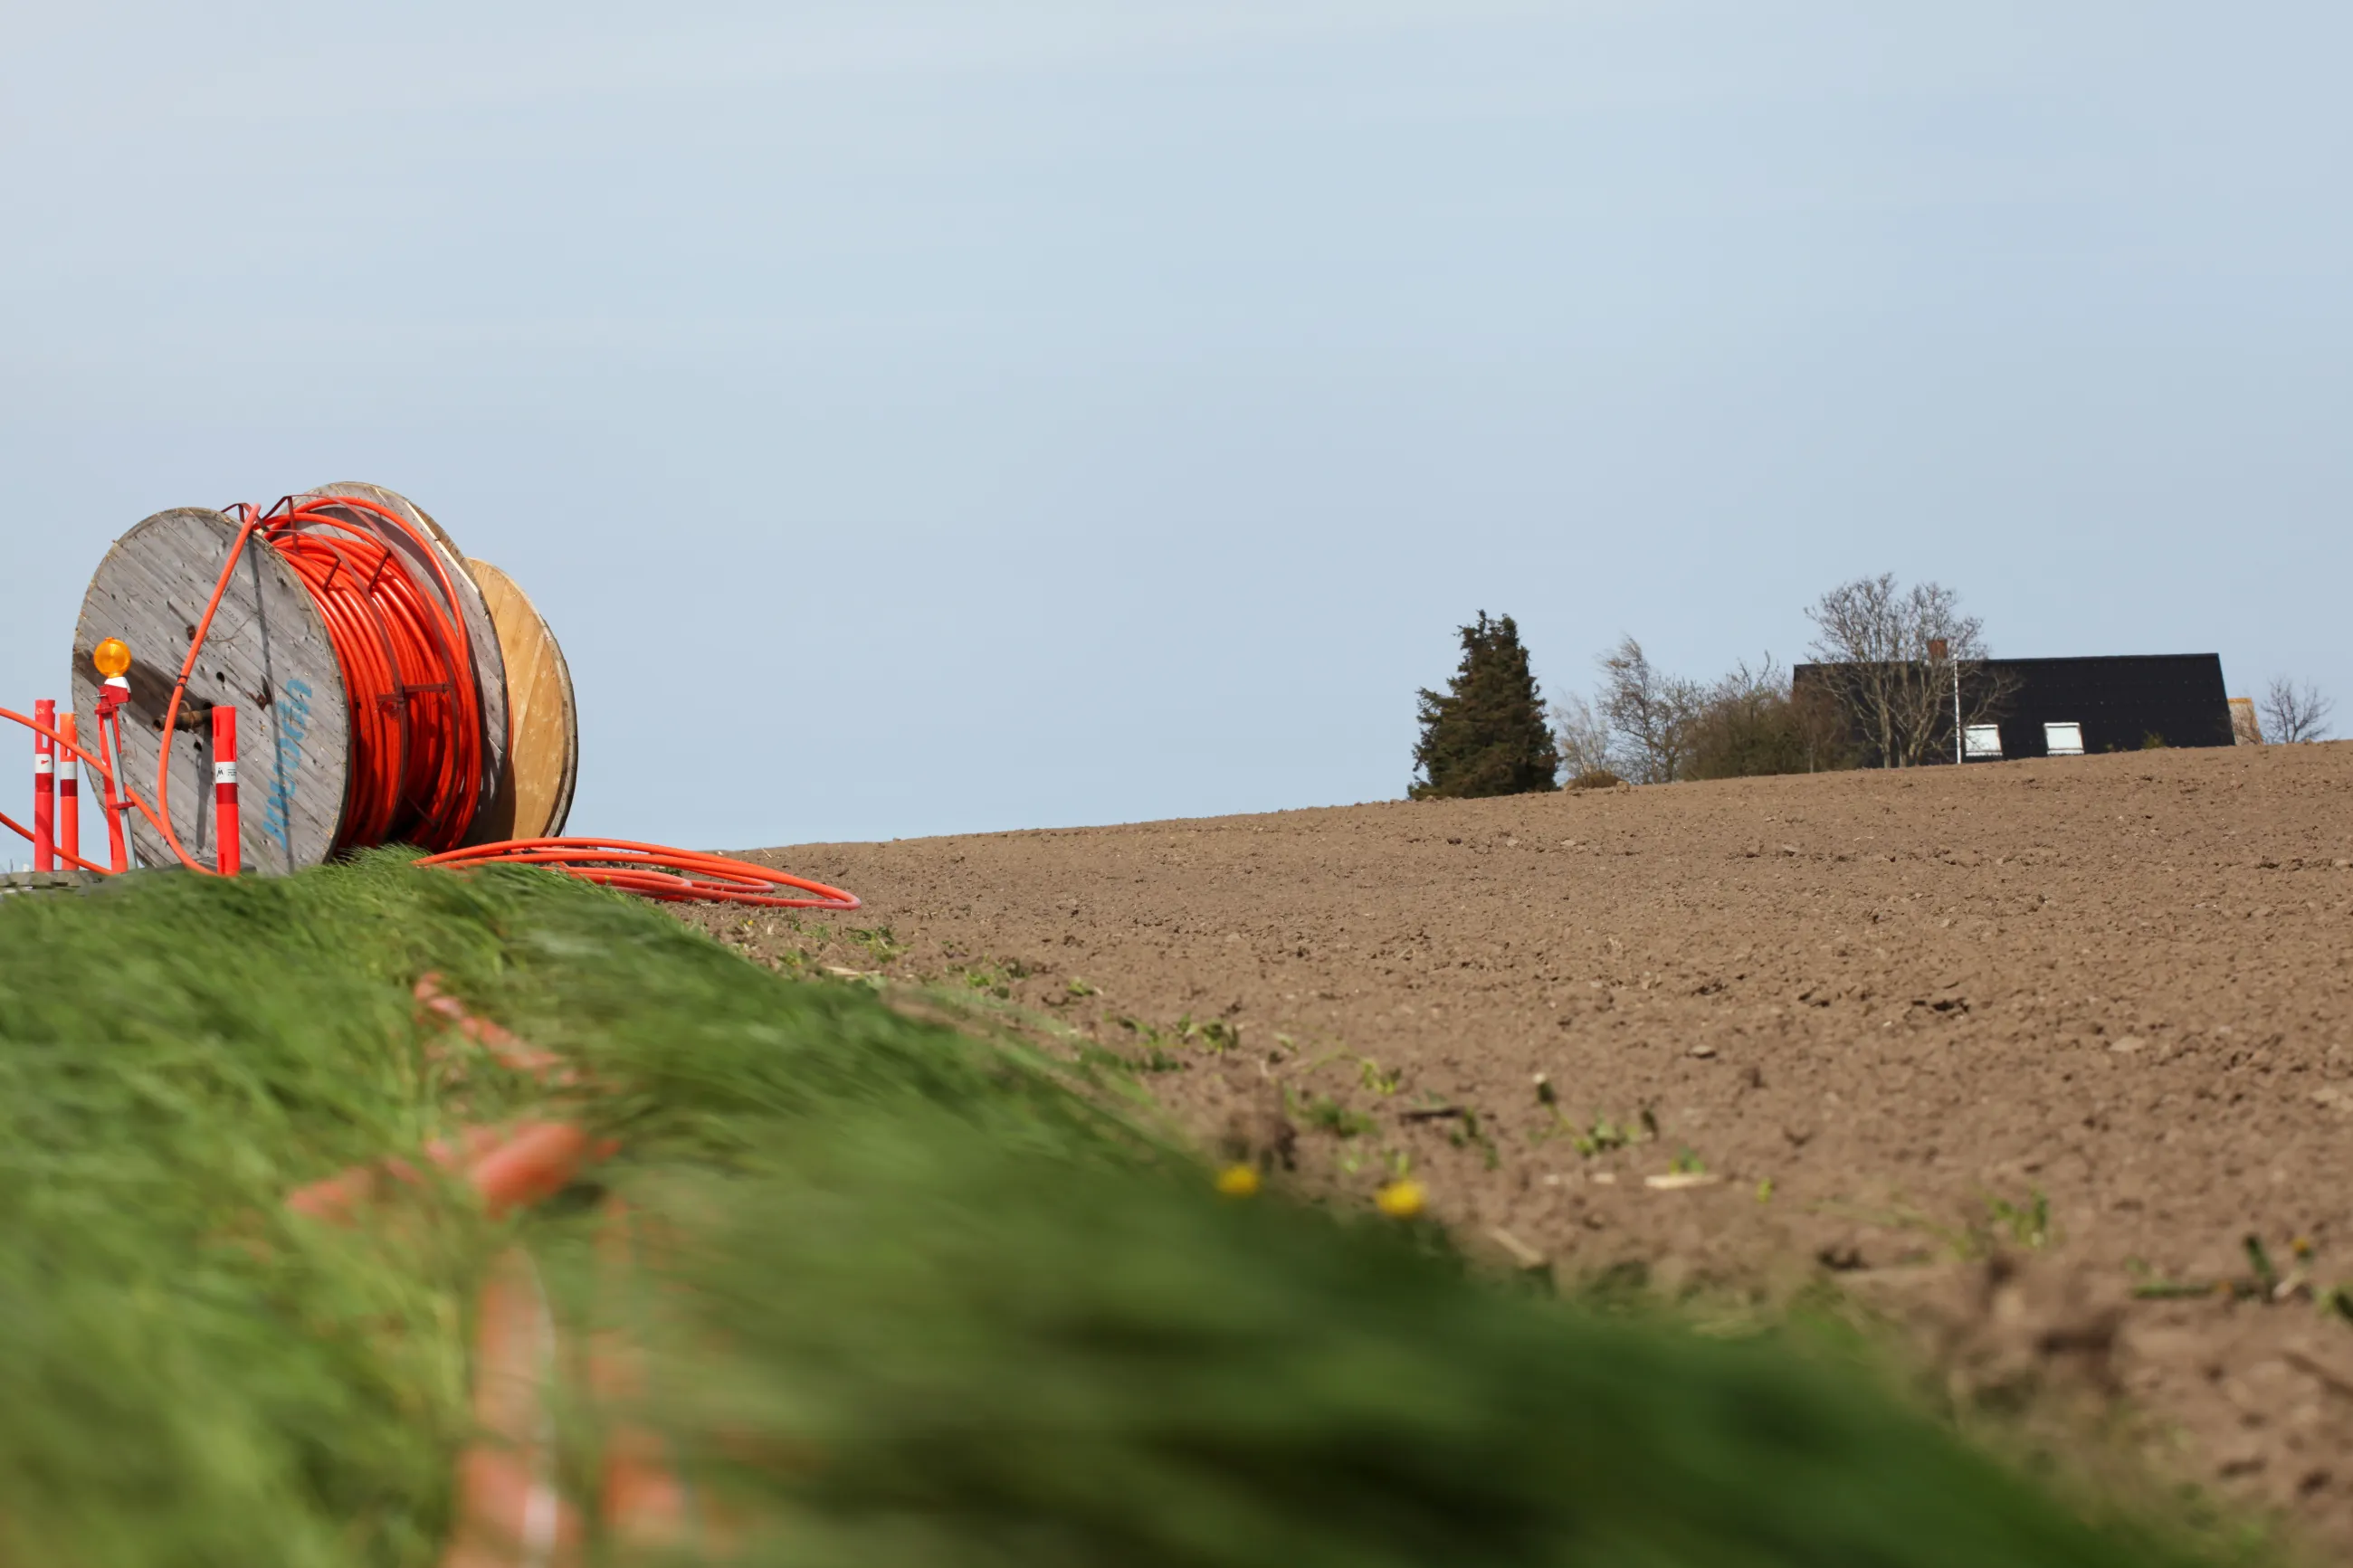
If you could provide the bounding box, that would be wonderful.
[57,713,79,870]
[95,671,132,873]
[213,705,239,878]
[32,698,54,871]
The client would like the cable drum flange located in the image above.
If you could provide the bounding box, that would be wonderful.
[71,507,353,874]
[466,558,578,841]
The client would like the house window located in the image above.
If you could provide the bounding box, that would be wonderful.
[2043,721,2085,756]
[1963,725,2004,760]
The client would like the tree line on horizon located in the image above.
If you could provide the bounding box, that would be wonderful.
[1409,576,2336,800]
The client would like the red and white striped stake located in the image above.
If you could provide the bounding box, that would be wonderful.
[32,698,54,872]
[213,705,239,878]
[57,713,80,870]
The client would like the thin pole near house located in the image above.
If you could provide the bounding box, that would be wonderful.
[1929,639,1959,764]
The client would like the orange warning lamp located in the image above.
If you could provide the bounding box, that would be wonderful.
[92,638,131,678]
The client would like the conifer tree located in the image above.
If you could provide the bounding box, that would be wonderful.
[1410,612,1559,799]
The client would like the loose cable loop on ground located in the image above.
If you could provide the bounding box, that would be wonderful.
[417,840,860,909]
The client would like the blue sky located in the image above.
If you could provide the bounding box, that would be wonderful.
[4,2,2345,848]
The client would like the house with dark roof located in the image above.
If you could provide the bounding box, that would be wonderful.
[1792,653,2237,763]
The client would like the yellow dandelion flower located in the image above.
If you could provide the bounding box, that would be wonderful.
[1376,1179,1425,1219]
[1215,1164,1261,1197]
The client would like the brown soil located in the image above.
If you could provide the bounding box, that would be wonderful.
[687,741,2353,1551]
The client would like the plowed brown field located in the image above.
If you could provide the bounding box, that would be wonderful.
[692,740,2353,1550]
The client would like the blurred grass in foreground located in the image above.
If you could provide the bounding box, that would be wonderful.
[0,854,2243,1566]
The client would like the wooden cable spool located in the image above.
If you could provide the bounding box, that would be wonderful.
[71,487,577,873]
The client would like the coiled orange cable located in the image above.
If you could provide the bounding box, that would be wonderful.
[252,496,485,851]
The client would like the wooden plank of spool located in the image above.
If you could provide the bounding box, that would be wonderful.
[72,508,352,874]
[465,559,579,841]
[297,482,510,833]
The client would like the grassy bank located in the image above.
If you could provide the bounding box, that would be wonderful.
[0,855,2240,1565]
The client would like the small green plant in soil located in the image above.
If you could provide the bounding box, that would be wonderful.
[1449,1107,1503,1170]
[1570,1116,1637,1156]
[1986,1189,2053,1251]
[1173,1013,1242,1054]
[843,924,906,966]
[1297,1091,1378,1139]
[960,962,1015,998]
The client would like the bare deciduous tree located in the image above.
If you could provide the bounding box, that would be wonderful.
[1548,690,1615,780]
[1558,641,1861,785]
[2259,676,2335,744]
[1802,575,2008,768]
[1596,636,1703,784]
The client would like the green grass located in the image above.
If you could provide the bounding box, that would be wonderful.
[0,854,2247,1566]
